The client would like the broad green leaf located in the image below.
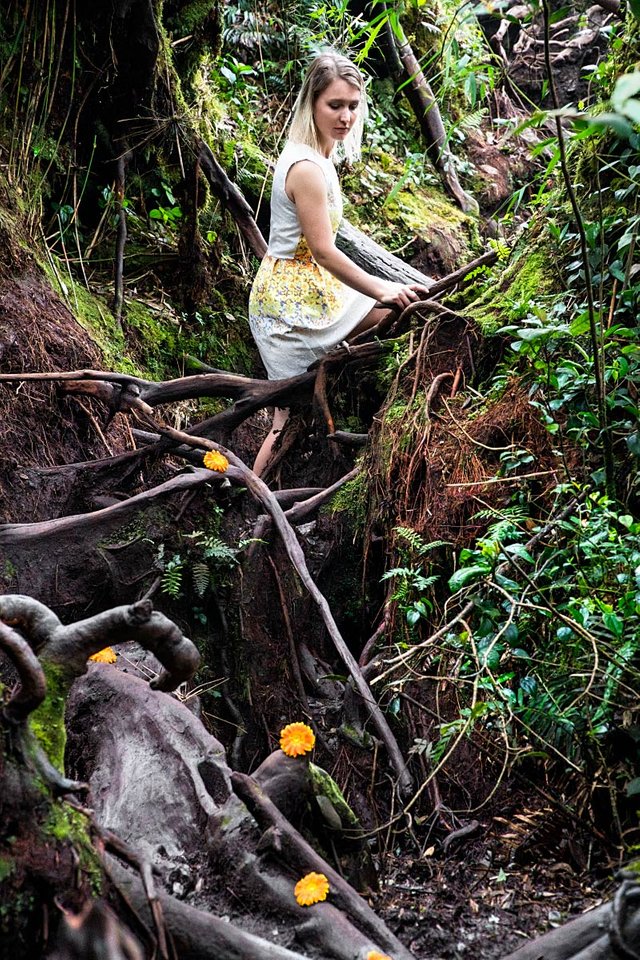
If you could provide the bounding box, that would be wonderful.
[574,113,634,138]
[448,564,490,592]
[623,99,640,125]
[603,611,623,638]
[612,73,640,109]
[569,311,591,336]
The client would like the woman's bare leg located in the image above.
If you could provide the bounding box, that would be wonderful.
[348,305,390,339]
[252,406,289,477]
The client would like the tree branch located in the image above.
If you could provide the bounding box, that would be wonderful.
[0,596,200,691]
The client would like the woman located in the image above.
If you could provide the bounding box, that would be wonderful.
[249,51,428,476]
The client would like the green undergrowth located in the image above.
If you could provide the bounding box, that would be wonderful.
[41,252,253,379]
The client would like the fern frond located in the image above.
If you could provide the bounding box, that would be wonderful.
[459,107,488,132]
[394,526,451,556]
[161,555,184,598]
[192,562,211,597]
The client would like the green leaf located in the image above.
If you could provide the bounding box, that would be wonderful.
[603,611,623,638]
[612,73,640,108]
[448,564,490,592]
[630,0,640,21]
[623,99,640,125]
[626,777,640,797]
[220,64,236,84]
[569,311,591,336]
[574,113,634,138]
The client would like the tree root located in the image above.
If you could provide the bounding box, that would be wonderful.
[0,595,200,692]
[0,620,46,721]
[251,468,358,545]
[51,900,144,960]
[0,467,220,546]
[500,884,640,959]
[231,770,415,960]
[144,419,414,798]
[109,859,315,960]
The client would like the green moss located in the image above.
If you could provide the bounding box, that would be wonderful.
[337,722,373,749]
[28,661,72,773]
[168,0,218,34]
[38,257,141,373]
[329,469,368,533]
[0,858,14,883]
[125,300,180,379]
[3,559,16,581]
[181,308,254,375]
[46,802,103,896]
[309,763,360,828]
[343,154,479,270]
[465,246,559,332]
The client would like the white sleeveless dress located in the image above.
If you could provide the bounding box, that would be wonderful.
[249,141,377,380]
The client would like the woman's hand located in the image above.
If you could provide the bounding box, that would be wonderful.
[374,280,430,309]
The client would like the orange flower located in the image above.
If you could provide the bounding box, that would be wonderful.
[294,872,329,906]
[280,722,315,758]
[89,647,117,664]
[366,951,393,960]
[203,450,229,473]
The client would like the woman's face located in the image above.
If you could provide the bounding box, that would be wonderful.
[313,77,361,154]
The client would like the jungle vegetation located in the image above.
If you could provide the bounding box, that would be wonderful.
[0,0,640,958]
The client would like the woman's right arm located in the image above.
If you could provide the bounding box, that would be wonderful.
[286,161,429,309]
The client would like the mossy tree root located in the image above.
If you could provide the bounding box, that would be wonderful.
[231,771,415,960]
[0,595,200,693]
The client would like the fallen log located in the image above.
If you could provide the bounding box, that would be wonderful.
[336,220,435,287]
[500,880,640,959]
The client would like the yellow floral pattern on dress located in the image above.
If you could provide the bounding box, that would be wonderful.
[250,199,345,335]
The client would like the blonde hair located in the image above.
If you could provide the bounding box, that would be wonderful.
[288,51,367,162]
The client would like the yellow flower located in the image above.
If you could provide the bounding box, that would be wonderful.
[89,647,117,664]
[294,872,329,906]
[280,722,315,758]
[203,450,229,473]
[366,952,393,960]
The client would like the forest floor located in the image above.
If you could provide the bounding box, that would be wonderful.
[377,820,610,958]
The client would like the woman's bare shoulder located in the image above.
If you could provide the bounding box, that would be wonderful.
[285,158,327,202]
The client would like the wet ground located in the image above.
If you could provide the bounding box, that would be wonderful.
[376,830,612,959]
